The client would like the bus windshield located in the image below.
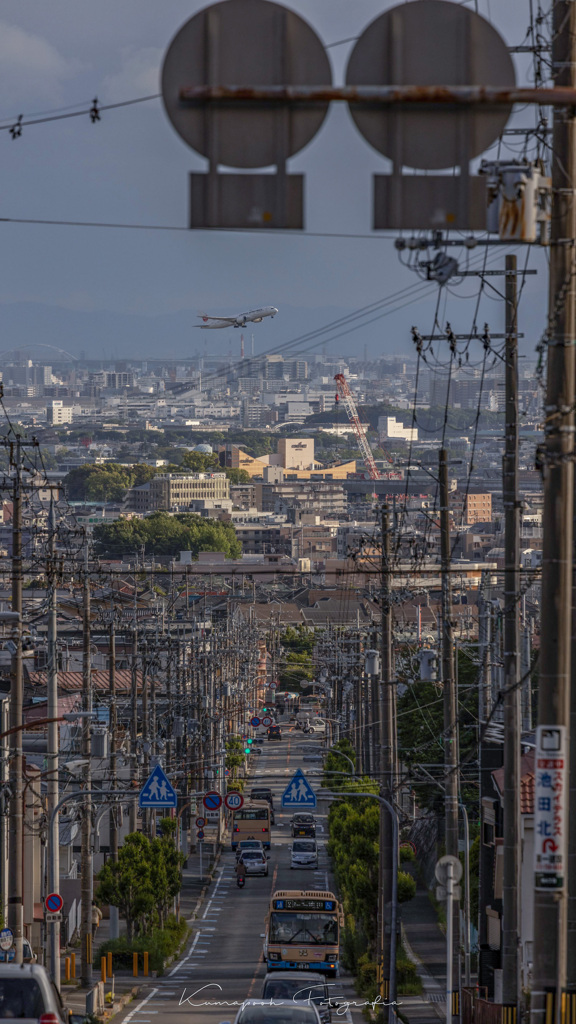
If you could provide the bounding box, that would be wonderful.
[235,809,268,820]
[270,913,338,945]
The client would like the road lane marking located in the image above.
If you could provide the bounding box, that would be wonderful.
[123,988,159,1023]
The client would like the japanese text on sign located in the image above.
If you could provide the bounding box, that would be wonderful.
[534,725,567,891]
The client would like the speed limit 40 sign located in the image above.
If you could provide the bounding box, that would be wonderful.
[224,792,244,811]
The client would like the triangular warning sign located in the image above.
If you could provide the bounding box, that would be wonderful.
[281,768,317,809]
[139,764,178,808]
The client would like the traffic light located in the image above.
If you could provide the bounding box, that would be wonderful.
[244,746,250,754]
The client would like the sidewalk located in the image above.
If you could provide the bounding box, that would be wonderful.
[61,844,217,1020]
[397,880,446,1024]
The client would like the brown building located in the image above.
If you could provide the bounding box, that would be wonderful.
[464,492,492,525]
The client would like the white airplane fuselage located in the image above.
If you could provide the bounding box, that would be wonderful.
[197,306,278,329]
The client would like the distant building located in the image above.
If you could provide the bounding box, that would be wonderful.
[254,479,346,515]
[126,473,229,512]
[465,492,492,525]
[278,438,315,471]
[47,400,73,425]
[378,416,418,442]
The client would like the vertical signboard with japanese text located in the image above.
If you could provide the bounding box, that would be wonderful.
[534,725,567,890]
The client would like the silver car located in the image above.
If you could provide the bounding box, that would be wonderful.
[0,963,69,1022]
[290,838,319,869]
[240,850,269,876]
[224,998,322,1024]
[261,972,338,1024]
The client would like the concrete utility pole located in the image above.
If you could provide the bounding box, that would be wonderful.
[7,435,24,965]
[379,506,394,1019]
[533,4,576,1019]
[129,628,138,834]
[439,448,459,1022]
[47,500,60,985]
[2,430,39,965]
[108,618,119,940]
[81,541,93,987]
[502,255,521,1010]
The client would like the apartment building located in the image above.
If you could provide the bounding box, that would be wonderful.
[465,492,492,525]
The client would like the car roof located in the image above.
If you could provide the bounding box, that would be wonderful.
[238,1000,320,1015]
[263,972,326,982]
[0,963,44,975]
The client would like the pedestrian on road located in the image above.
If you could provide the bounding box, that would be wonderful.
[91,900,103,940]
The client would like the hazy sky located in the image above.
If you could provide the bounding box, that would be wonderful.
[0,0,546,361]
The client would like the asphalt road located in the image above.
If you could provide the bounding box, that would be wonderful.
[117,721,358,1024]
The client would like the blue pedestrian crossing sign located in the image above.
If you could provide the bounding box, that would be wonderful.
[281,768,317,809]
[139,764,178,808]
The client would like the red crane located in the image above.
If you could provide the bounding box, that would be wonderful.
[334,373,381,481]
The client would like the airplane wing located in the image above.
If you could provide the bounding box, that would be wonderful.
[195,322,230,329]
[196,314,237,323]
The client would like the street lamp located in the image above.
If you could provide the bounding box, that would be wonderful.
[47,788,139,988]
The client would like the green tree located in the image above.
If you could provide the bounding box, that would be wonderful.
[150,835,185,928]
[396,648,479,818]
[93,511,242,559]
[96,833,156,941]
[225,737,246,782]
[225,468,252,484]
[64,463,156,502]
[96,830,184,938]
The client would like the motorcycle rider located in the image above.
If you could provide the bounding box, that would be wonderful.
[235,855,247,885]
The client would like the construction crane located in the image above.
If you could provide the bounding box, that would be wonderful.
[334,373,381,481]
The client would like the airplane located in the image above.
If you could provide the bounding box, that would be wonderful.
[196,306,278,329]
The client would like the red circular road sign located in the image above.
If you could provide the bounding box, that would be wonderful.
[224,791,244,811]
[262,716,272,727]
[203,790,223,810]
[45,892,63,913]
[195,817,206,828]
[197,830,205,840]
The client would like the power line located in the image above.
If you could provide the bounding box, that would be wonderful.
[0,215,398,241]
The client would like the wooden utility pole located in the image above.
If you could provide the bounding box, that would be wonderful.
[502,255,521,1010]
[81,541,93,986]
[532,4,576,1020]
[379,506,394,1019]
[439,449,459,1022]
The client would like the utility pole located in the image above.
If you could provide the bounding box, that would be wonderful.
[141,641,150,836]
[379,506,394,1020]
[7,435,27,965]
[533,3,576,1019]
[129,627,138,834]
[108,617,119,940]
[439,449,459,1022]
[502,254,521,1010]
[81,540,93,987]
[47,500,60,984]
